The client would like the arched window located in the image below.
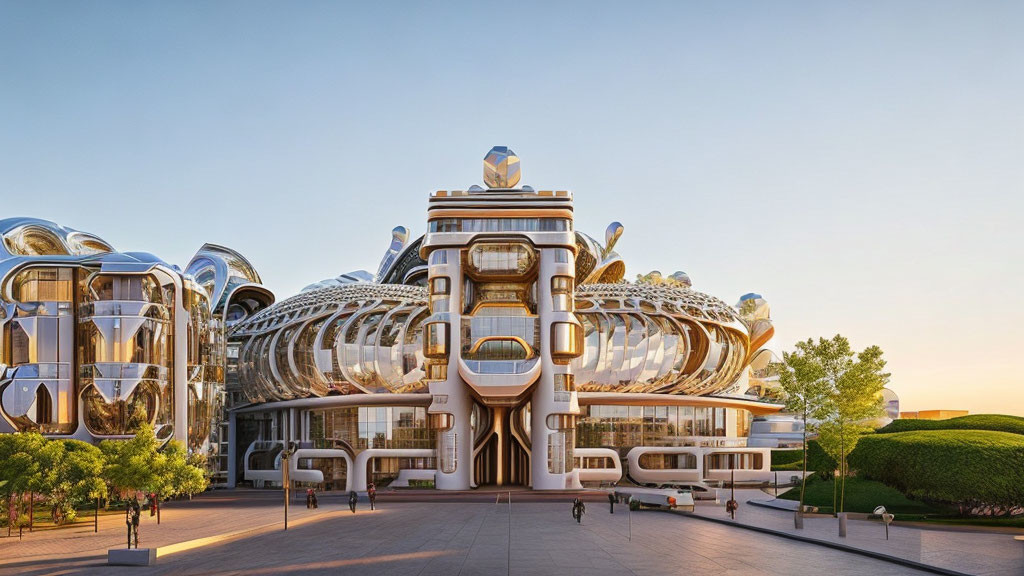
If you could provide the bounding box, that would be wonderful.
[35,385,53,425]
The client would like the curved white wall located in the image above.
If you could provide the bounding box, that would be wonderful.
[575,447,622,484]
[625,446,773,485]
[351,448,437,492]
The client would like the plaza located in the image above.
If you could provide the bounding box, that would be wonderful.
[0,489,975,576]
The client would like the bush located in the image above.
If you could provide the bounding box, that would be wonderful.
[778,476,947,515]
[877,414,1024,436]
[849,429,1024,511]
[806,440,838,479]
[767,442,837,476]
[770,449,803,466]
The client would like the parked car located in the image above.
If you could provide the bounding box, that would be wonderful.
[614,487,686,510]
[667,481,717,500]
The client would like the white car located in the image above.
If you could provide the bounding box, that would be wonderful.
[669,482,717,501]
[614,487,687,510]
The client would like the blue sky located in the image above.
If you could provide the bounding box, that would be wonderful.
[1,1,1021,414]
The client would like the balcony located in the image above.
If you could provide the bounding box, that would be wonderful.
[460,315,539,361]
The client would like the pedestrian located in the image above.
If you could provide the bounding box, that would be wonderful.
[348,490,358,514]
[311,490,319,509]
[608,492,616,514]
[572,497,586,524]
[125,498,141,548]
[306,488,313,509]
[726,499,738,518]
[368,482,377,511]
[148,492,157,517]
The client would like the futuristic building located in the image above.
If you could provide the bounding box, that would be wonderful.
[0,219,273,483]
[0,148,785,490]
[228,147,784,491]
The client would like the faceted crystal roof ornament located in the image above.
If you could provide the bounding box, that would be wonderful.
[483,146,521,188]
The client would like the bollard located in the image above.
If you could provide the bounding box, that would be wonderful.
[794,510,804,529]
[838,512,847,537]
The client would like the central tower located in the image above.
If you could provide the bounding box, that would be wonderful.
[420,147,583,489]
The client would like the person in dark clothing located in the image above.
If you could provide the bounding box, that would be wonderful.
[608,492,616,514]
[125,498,141,548]
[348,490,358,513]
[367,483,377,511]
[306,489,313,509]
[572,497,586,524]
[311,490,318,509]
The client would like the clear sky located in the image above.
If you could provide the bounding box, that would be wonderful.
[1,2,1021,415]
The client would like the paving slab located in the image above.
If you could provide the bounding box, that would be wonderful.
[0,489,973,575]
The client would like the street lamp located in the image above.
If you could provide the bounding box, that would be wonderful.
[873,506,894,540]
[281,449,291,530]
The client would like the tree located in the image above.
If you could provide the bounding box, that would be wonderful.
[100,423,209,523]
[37,440,106,524]
[100,422,161,500]
[810,336,888,513]
[155,442,208,500]
[773,341,831,514]
[0,433,45,536]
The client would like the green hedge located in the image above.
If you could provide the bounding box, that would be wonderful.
[768,442,837,476]
[807,440,838,478]
[778,476,947,515]
[848,429,1024,509]
[877,414,1024,436]
[770,449,803,466]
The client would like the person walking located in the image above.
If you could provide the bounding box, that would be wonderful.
[348,490,358,514]
[306,488,313,509]
[311,490,319,509]
[572,497,586,524]
[367,483,377,511]
[125,498,141,548]
[608,492,616,514]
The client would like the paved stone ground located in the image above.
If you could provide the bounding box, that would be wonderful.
[691,489,1024,576]
[1,490,937,575]
[0,490,332,575]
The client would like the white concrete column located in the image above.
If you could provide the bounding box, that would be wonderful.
[170,270,188,445]
[227,410,237,488]
[531,248,579,490]
[427,248,472,491]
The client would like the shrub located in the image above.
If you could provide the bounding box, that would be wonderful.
[770,449,803,466]
[849,429,1024,511]
[877,414,1024,436]
[806,440,838,479]
[767,442,837,476]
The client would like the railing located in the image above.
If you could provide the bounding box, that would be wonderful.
[6,362,71,379]
[461,358,539,375]
[461,316,538,343]
[78,301,169,318]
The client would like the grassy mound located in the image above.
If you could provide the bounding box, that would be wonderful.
[849,429,1024,509]
[778,476,947,515]
[877,414,1024,436]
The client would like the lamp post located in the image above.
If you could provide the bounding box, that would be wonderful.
[281,450,291,530]
[874,506,894,540]
[730,470,736,520]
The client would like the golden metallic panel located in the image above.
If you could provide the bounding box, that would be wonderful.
[427,209,573,220]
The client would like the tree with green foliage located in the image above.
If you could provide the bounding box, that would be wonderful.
[154,441,208,501]
[99,422,161,500]
[0,433,46,535]
[100,422,209,522]
[773,341,832,514]
[37,440,106,524]
[811,336,888,513]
